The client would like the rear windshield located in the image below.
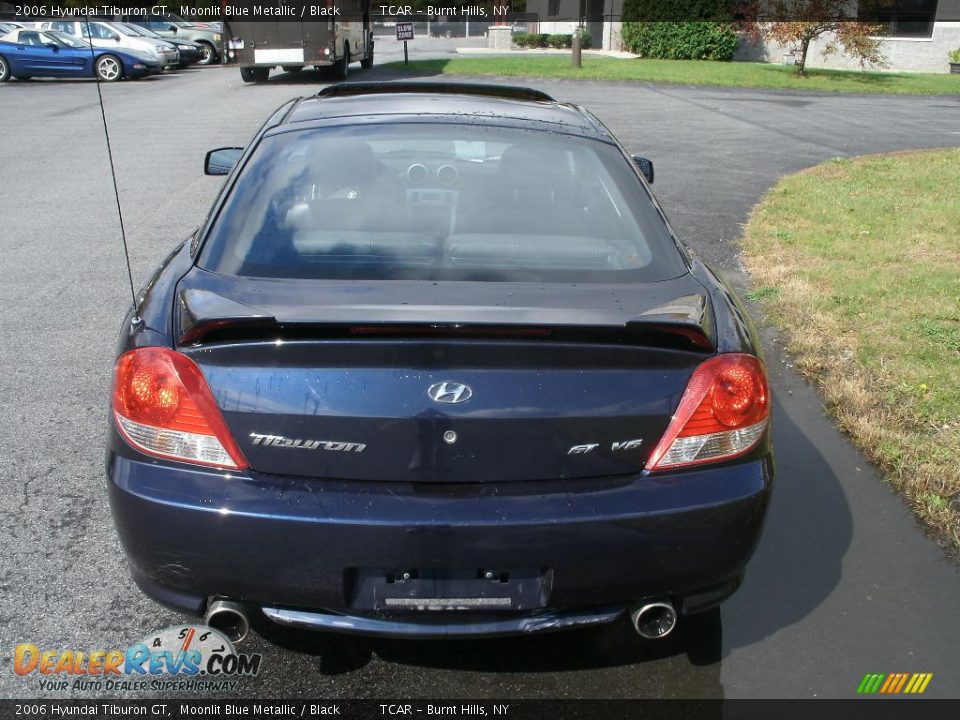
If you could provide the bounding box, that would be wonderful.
[198,123,688,283]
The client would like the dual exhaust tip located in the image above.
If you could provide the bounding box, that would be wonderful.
[204,598,678,643]
[630,600,678,640]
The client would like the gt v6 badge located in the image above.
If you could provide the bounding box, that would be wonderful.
[568,438,643,455]
[250,433,366,453]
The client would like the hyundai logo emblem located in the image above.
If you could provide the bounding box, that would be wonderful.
[427,382,473,404]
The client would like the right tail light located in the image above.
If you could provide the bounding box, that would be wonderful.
[647,353,770,471]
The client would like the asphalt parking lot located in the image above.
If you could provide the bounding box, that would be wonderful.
[2,48,960,699]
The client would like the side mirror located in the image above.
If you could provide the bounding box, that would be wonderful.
[110,33,120,42]
[632,155,654,184]
[205,147,244,176]
[45,43,60,52]
[168,25,178,33]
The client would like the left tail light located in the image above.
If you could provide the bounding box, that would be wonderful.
[112,347,247,470]
[646,353,770,471]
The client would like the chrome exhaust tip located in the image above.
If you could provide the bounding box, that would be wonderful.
[204,599,250,643]
[630,601,678,640]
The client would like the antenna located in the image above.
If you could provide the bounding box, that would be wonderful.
[84,18,141,325]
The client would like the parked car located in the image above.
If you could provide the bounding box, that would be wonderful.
[106,82,773,646]
[118,22,203,68]
[40,20,178,70]
[122,14,221,65]
[0,21,23,35]
[0,28,161,81]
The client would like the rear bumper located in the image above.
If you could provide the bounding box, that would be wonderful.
[107,440,772,636]
[239,61,334,69]
[260,605,626,638]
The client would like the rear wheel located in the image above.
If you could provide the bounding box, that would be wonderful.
[197,41,217,66]
[240,66,269,83]
[95,55,122,82]
[0,55,10,83]
[332,45,349,81]
[282,65,302,74]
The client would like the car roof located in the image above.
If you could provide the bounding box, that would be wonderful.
[279,82,612,142]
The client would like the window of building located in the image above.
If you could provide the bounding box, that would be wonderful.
[861,0,938,38]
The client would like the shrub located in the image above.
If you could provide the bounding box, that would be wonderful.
[516,32,585,50]
[949,48,960,63]
[525,33,549,48]
[620,22,739,61]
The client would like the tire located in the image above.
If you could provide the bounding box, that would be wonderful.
[0,55,10,83]
[332,45,349,81]
[282,65,302,74]
[197,42,217,66]
[240,67,269,84]
[95,55,123,82]
[360,48,373,70]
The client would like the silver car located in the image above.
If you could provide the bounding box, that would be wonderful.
[127,16,221,65]
[42,20,179,69]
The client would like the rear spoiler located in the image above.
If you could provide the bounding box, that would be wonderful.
[627,294,715,350]
[177,289,274,346]
[178,289,715,352]
[317,82,556,103]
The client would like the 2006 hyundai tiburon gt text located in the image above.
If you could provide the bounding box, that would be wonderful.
[107,82,773,645]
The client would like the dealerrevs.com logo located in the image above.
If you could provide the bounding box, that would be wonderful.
[13,625,262,693]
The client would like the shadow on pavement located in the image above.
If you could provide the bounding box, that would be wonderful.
[245,68,336,85]
[242,65,453,85]
[722,391,853,652]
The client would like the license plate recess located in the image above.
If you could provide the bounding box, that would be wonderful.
[346,568,551,612]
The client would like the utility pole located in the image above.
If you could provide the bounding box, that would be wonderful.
[572,0,584,69]
[572,25,581,68]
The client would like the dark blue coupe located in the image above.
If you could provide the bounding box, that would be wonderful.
[107,83,774,646]
[0,28,160,82]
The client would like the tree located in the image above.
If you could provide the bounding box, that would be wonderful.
[751,1,888,76]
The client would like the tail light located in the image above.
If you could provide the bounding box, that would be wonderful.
[112,347,247,470]
[647,354,770,471]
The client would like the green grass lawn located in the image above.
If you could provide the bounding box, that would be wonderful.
[382,56,960,95]
[742,149,960,550]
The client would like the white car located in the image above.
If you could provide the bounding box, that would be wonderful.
[41,20,179,69]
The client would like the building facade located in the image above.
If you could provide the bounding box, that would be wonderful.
[527,0,960,73]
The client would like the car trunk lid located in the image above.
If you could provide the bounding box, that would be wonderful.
[176,270,714,482]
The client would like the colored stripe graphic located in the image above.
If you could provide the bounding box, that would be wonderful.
[857,673,932,694]
[880,674,896,693]
[857,674,885,693]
